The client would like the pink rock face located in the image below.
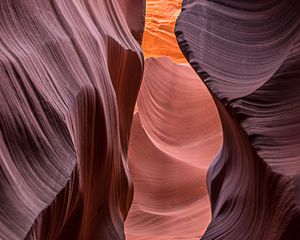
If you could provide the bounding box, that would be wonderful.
[176,0,300,239]
[0,0,144,239]
[125,57,222,239]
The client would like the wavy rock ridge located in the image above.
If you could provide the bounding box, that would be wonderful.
[125,0,223,238]
[125,57,222,239]
[176,0,300,239]
[0,0,144,239]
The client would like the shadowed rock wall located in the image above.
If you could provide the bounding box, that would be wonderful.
[176,0,300,239]
[0,0,145,239]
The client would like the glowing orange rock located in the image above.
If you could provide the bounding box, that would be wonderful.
[142,0,186,63]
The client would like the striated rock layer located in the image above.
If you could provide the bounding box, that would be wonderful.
[125,57,222,239]
[0,0,145,239]
[176,0,300,239]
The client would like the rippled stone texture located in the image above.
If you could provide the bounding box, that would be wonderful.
[0,0,144,239]
[142,0,185,63]
[176,0,300,239]
[125,57,222,239]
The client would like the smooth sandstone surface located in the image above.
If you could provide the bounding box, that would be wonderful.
[0,1,145,239]
[176,0,300,239]
[125,57,222,239]
[125,0,223,238]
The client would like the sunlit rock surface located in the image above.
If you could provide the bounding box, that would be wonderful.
[0,1,144,239]
[142,0,185,63]
[124,0,223,239]
[125,57,222,239]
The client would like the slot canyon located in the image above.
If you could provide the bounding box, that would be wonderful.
[0,0,299,240]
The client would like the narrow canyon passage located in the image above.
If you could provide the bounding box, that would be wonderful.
[125,1,222,239]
